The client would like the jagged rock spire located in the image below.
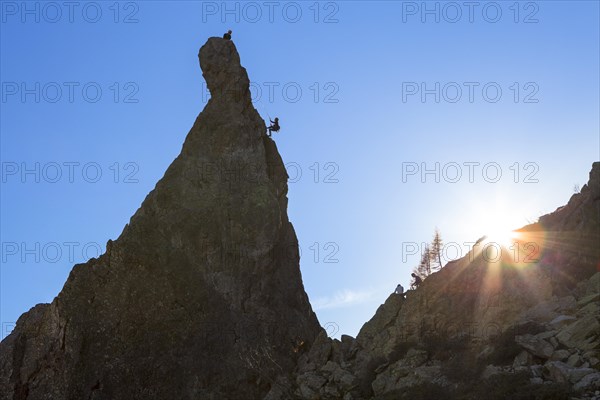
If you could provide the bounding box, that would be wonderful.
[0,37,321,400]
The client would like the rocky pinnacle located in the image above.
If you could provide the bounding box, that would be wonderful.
[0,37,321,400]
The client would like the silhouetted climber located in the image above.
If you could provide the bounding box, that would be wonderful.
[411,273,422,289]
[267,117,280,137]
[223,30,232,40]
[394,284,404,297]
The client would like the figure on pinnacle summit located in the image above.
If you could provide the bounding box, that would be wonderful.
[223,30,232,40]
[267,117,280,137]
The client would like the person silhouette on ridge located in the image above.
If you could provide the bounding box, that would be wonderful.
[267,117,280,137]
[223,30,232,40]
[395,283,404,297]
[411,273,422,289]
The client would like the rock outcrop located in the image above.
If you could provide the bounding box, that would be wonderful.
[0,37,321,400]
[265,162,600,400]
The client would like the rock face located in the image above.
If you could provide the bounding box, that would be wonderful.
[0,37,321,400]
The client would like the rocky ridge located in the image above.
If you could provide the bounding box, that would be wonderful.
[266,162,600,400]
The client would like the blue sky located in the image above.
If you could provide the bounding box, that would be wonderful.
[1,1,599,339]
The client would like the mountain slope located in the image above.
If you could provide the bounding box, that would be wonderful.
[267,162,599,400]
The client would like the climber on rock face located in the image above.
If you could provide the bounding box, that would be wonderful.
[267,117,280,137]
[411,273,422,289]
[223,30,232,40]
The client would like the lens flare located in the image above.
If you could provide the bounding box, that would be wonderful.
[485,229,521,249]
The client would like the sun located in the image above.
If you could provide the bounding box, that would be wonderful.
[485,227,520,248]
[466,198,526,249]
[478,208,524,250]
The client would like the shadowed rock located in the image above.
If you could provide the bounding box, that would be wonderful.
[0,37,321,400]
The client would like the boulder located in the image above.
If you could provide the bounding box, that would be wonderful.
[573,372,600,391]
[321,361,340,375]
[513,351,533,367]
[583,273,600,297]
[569,368,597,384]
[544,361,597,386]
[332,367,357,389]
[483,365,503,379]
[531,364,544,378]
[550,315,577,329]
[567,353,584,367]
[545,361,572,383]
[297,372,327,399]
[556,315,600,350]
[535,330,558,340]
[516,334,555,359]
[550,349,572,361]
[577,292,599,308]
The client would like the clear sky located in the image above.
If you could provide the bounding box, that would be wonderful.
[1,1,599,339]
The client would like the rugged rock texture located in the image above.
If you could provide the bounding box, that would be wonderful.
[2,35,599,400]
[266,162,600,400]
[0,37,321,400]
